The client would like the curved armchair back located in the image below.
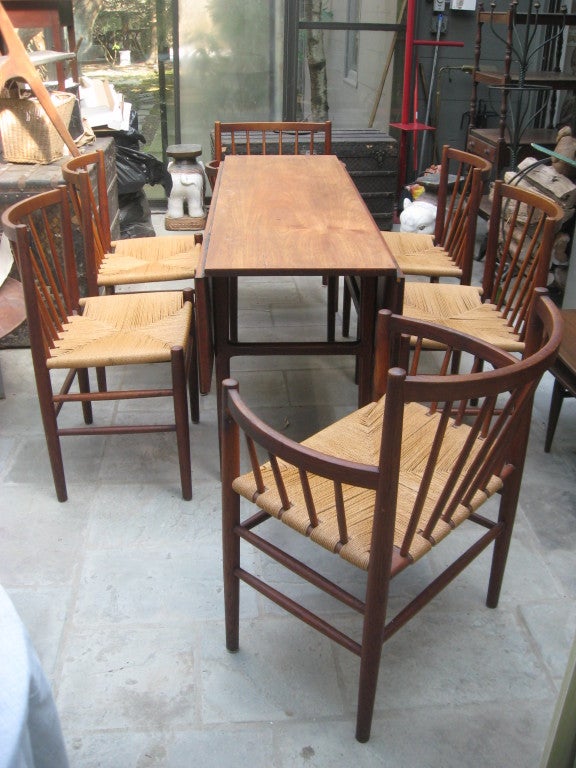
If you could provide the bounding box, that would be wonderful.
[220,291,562,742]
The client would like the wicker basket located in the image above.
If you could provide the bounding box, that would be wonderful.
[0,92,75,164]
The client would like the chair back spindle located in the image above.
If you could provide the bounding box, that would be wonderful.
[214,121,332,162]
[484,180,562,342]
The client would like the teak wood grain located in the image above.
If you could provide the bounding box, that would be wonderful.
[195,154,401,408]
[199,154,395,276]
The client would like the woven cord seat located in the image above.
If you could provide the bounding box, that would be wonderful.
[401,180,564,355]
[2,187,197,502]
[402,282,527,351]
[232,396,503,569]
[221,297,563,743]
[98,237,201,286]
[383,232,463,278]
[48,291,192,368]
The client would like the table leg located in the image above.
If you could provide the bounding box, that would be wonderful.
[356,276,377,408]
[545,376,568,453]
[229,276,238,343]
[213,276,233,421]
[195,276,214,396]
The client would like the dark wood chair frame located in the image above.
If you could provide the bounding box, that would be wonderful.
[220,290,562,743]
[2,186,197,502]
[62,149,201,422]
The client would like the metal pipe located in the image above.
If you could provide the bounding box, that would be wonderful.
[418,13,443,173]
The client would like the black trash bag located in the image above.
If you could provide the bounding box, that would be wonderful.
[114,108,145,148]
[115,144,169,195]
[118,190,156,239]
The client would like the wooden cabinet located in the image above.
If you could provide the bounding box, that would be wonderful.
[467,3,576,173]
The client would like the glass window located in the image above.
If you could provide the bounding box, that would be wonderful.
[178,0,284,161]
[344,0,360,86]
[294,1,399,127]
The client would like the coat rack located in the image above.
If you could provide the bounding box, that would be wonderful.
[390,0,464,196]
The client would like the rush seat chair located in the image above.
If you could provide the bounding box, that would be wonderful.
[401,179,564,353]
[342,145,492,338]
[220,292,562,742]
[62,149,203,420]
[61,149,201,295]
[2,186,197,502]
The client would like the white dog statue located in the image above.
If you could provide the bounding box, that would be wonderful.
[399,198,437,234]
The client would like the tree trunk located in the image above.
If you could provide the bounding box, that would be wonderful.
[303,0,328,120]
[71,0,104,61]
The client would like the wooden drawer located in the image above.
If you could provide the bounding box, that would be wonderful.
[466,131,499,164]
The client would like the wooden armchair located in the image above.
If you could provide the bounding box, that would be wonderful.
[401,179,564,352]
[342,145,492,337]
[2,186,197,502]
[212,120,336,342]
[221,292,563,742]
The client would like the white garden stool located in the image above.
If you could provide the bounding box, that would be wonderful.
[165,144,207,231]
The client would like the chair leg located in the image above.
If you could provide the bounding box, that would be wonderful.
[326,276,338,342]
[221,387,241,652]
[189,344,200,425]
[486,469,523,609]
[188,292,200,425]
[355,586,389,742]
[544,377,565,453]
[342,279,351,338]
[96,367,107,393]
[36,374,68,502]
[171,347,192,500]
[76,367,93,424]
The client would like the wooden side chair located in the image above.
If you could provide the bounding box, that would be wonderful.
[2,186,197,502]
[0,1,78,157]
[62,149,202,419]
[213,120,332,161]
[401,179,564,353]
[220,292,563,743]
[61,150,201,295]
[212,120,336,342]
[342,145,492,337]
[387,146,492,281]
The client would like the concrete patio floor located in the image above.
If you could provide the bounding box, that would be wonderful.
[0,215,575,767]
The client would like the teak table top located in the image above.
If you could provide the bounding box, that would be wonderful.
[198,154,396,277]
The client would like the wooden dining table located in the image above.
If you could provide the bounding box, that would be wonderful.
[195,153,400,409]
